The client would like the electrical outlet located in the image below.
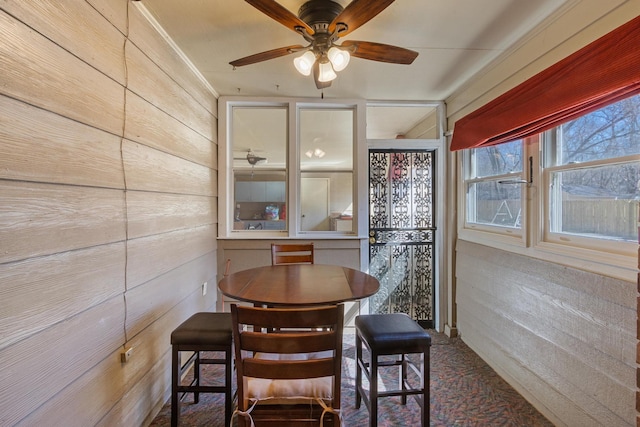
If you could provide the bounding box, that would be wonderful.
[121,347,133,363]
[202,281,208,296]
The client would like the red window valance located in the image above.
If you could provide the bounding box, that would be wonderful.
[450,14,640,151]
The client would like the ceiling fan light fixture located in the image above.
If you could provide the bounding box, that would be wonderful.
[317,59,337,82]
[327,46,350,72]
[293,50,316,76]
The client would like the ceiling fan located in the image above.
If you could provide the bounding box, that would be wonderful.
[229,0,418,89]
[234,150,267,165]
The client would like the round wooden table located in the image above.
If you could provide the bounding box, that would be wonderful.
[218,264,380,306]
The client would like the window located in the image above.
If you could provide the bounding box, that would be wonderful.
[460,93,640,272]
[219,98,362,237]
[463,139,525,232]
[543,93,640,250]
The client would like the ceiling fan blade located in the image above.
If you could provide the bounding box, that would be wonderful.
[341,40,418,64]
[313,62,332,89]
[246,0,314,36]
[328,0,395,38]
[230,45,304,67]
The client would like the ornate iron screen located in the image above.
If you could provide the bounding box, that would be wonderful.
[369,150,435,327]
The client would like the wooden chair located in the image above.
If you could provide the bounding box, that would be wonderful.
[271,243,314,265]
[231,303,344,426]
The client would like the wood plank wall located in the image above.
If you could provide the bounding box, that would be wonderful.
[0,1,218,425]
[455,240,636,426]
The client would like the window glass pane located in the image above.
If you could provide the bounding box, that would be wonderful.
[555,94,640,165]
[299,109,353,232]
[300,109,352,170]
[232,107,287,231]
[549,162,639,241]
[469,139,523,178]
[467,180,522,228]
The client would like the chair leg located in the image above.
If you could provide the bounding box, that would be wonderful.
[224,347,233,427]
[171,348,180,427]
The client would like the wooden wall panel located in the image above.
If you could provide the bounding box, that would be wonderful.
[99,287,213,427]
[0,242,125,351]
[87,0,129,35]
[16,346,128,427]
[16,284,216,427]
[127,191,215,239]
[0,297,125,426]
[0,181,126,264]
[0,1,215,424]
[456,307,590,427]
[128,4,218,117]
[123,139,216,196]
[456,273,634,424]
[99,349,171,427]
[125,92,216,169]
[0,95,124,188]
[125,42,214,140]
[126,224,216,289]
[125,251,216,338]
[0,10,125,135]
[455,240,636,426]
[1,0,126,84]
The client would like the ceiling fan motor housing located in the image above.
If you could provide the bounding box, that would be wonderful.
[298,0,343,33]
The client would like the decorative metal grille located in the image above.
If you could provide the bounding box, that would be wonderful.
[369,150,435,327]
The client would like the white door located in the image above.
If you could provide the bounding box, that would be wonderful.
[300,178,330,231]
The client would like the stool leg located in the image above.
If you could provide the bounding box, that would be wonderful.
[193,351,200,404]
[422,349,430,427]
[355,332,362,409]
[171,347,180,427]
[370,350,378,427]
[401,353,407,405]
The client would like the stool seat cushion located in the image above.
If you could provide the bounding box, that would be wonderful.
[171,312,232,346]
[356,313,431,354]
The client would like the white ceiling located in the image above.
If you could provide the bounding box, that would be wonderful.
[138,0,569,166]
[140,0,569,101]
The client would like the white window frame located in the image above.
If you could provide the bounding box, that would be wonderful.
[457,129,638,282]
[218,97,366,239]
[457,138,529,248]
[533,128,639,274]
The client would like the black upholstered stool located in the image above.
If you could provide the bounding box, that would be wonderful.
[171,312,233,427]
[355,313,431,427]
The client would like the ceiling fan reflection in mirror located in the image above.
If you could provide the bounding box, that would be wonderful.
[233,150,267,165]
[229,0,418,89]
[234,150,267,177]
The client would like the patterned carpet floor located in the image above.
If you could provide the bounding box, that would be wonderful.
[150,331,553,426]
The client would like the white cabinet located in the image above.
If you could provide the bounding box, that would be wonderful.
[235,181,285,202]
[265,181,285,202]
[235,181,253,202]
[250,182,266,201]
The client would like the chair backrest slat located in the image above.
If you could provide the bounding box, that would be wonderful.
[271,243,314,265]
[242,331,336,354]
[243,358,335,380]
